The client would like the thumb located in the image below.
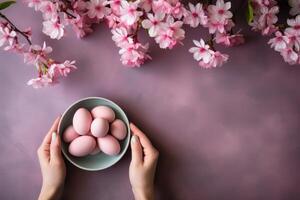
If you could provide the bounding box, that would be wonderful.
[130,135,143,165]
[50,132,62,162]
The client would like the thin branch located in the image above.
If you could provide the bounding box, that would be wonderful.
[208,34,216,51]
[58,0,76,18]
[64,10,76,19]
[0,12,32,45]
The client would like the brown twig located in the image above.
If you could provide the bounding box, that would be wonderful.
[0,12,32,45]
[207,34,216,51]
[64,10,76,18]
[58,0,76,18]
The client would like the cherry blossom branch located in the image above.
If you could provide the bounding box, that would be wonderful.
[0,0,295,89]
[0,12,32,45]
[250,0,300,65]
[0,11,77,88]
[21,0,300,71]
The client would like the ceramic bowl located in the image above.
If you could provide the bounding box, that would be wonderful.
[58,97,130,171]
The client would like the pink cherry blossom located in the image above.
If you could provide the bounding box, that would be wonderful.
[224,18,234,30]
[199,51,229,69]
[4,43,25,53]
[268,31,289,51]
[286,15,300,36]
[42,18,64,39]
[86,0,111,20]
[119,42,151,67]
[24,42,52,64]
[142,12,165,37]
[107,0,122,15]
[288,0,300,16]
[152,0,172,14]
[259,6,279,26]
[166,16,185,42]
[0,27,16,47]
[26,0,43,11]
[284,28,300,51]
[250,1,279,35]
[27,75,53,89]
[280,47,298,64]
[153,16,184,49]
[155,29,175,49]
[208,0,232,22]
[23,51,38,64]
[119,0,143,26]
[67,16,87,38]
[105,13,120,28]
[72,0,87,12]
[171,2,185,19]
[139,0,152,12]
[49,60,77,77]
[31,42,53,55]
[189,39,214,63]
[262,24,278,35]
[184,3,207,28]
[111,27,133,47]
[39,1,57,20]
[215,32,245,46]
[228,34,245,46]
[207,20,226,34]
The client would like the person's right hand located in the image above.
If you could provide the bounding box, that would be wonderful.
[129,123,159,200]
[37,116,66,200]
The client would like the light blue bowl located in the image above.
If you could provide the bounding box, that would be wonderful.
[58,97,130,171]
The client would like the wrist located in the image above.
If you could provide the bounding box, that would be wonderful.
[38,184,62,200]
[132,187,155,200]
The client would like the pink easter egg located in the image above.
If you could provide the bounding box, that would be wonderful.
[97,135,121,156]
[110,119,127,140]
[90,145,101,155]
[91,118,109,138]
[68,136,96,157]
[87,131,93,136]
[73,108,92,135]
[63,125,79,143]
[91,106,115,122]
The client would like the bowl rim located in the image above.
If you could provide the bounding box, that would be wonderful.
[58,96,131,171]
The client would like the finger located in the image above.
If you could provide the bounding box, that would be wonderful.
[50,132,63,162]
[130,135,143,165]
[130,123,153,148]
[130,123,158,162]
[38,116,61,163]
[41,116,61,148]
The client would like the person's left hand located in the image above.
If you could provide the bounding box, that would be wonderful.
[37,116,66,200]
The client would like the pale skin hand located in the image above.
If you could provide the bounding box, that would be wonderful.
[37,117,66,200]
[129,123,159,200]
[37,120,158,200]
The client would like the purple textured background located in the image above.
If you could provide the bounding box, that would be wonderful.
[1,1,300,200]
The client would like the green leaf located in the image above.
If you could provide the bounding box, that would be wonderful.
[246,0,254,25]
[41,63,48,75]
[0,0,16,10]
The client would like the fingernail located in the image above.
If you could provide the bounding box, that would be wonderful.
[51,132,56,143]
[131,135,138,144]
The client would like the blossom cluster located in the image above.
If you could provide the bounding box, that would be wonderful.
[26,0,98,39]
[187,0,244,68]
[0,19,76,88]
[250,0,300,65]
[26,0,244,68]
[2,0,297,89]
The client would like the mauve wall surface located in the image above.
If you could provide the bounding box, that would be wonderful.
[1,1,300,200]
